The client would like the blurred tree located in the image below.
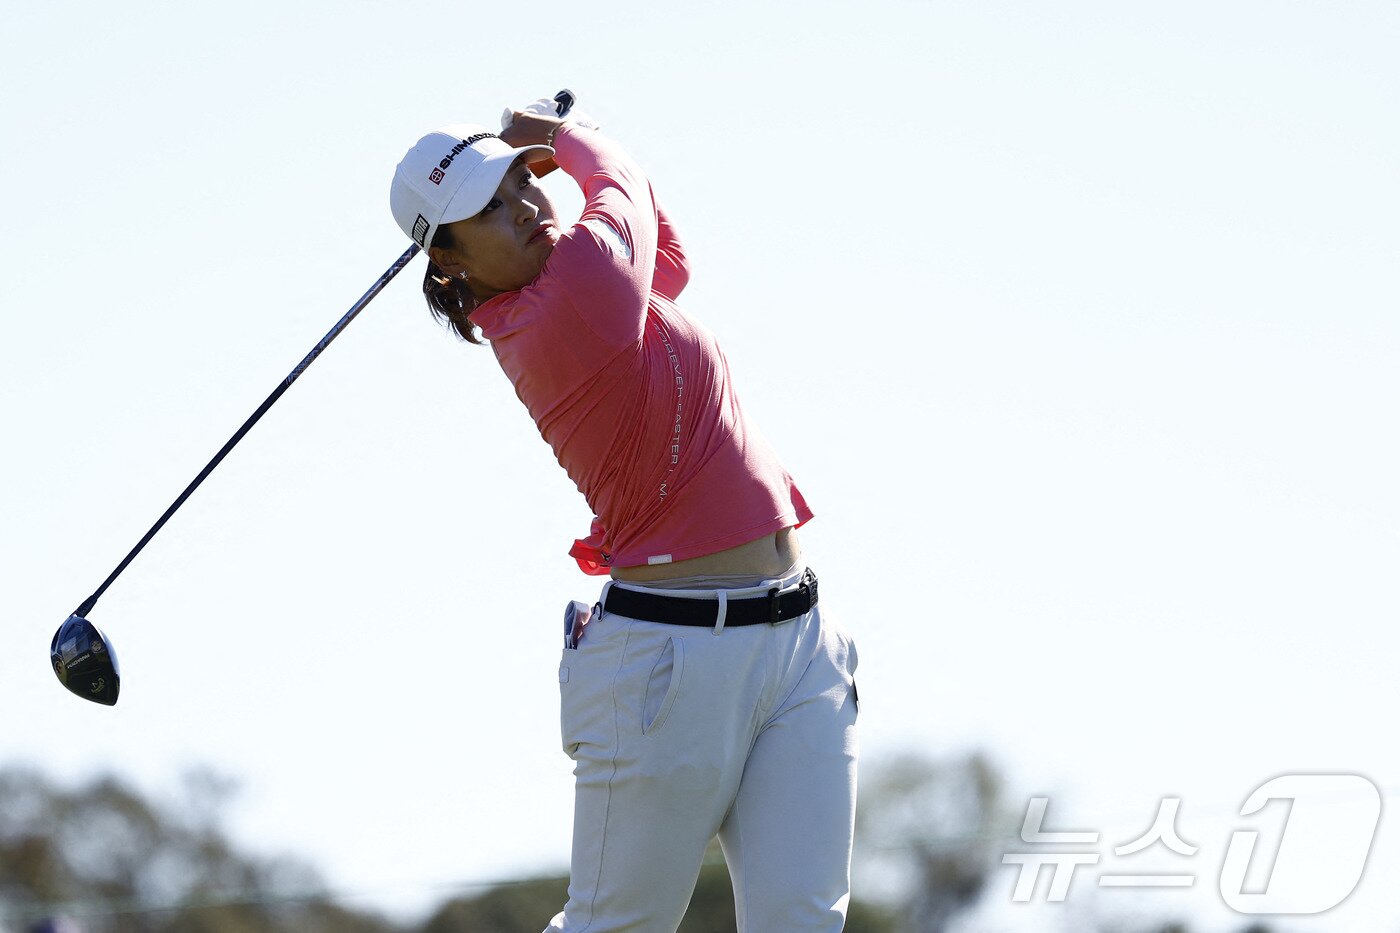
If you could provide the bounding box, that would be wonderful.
[854,750,1015,933]
[0,767,393,933]
[418,877,567,933]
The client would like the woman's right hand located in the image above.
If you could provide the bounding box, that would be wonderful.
[501,111,564,176]
[501,112,562,150]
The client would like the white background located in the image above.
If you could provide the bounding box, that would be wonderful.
[2,1,1397,929]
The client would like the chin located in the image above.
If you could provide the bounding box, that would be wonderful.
[529,247,555,277]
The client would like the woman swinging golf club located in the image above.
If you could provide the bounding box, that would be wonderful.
[390,93,859,932]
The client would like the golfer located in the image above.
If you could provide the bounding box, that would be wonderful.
[390,95,859,932]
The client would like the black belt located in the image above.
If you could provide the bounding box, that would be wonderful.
[603,569,818,627]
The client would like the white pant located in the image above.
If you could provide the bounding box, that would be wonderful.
[547,567,859,932]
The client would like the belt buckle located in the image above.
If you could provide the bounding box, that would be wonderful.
[767,586,781,624]
[799,569,816,609]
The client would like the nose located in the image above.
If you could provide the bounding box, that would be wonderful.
[517,198,540,224]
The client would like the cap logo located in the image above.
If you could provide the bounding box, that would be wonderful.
[429,168,445,185]
[412,214,430,248]
[437,133,499,171]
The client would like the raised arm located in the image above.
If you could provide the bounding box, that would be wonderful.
[519,96,688,300]
[501,115,659,345]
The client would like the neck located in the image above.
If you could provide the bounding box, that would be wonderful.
[468,280,506,303]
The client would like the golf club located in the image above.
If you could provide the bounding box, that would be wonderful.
[52,243,422,706]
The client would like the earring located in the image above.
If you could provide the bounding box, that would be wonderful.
[458,271,469,281]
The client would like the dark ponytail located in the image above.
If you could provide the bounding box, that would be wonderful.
[423,227,485,344]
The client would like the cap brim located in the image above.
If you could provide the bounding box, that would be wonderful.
[439,144,555,227]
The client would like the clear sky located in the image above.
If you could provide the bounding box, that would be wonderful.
[3,0,1398,929]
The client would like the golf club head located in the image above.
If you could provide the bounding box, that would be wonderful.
[51,614,120,706]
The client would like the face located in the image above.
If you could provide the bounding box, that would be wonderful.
[429,158,560,301]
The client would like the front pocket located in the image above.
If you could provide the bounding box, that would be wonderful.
[559,617,630,758]
[641,636,685,736]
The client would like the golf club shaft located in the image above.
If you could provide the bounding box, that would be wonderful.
[74,244,422,619]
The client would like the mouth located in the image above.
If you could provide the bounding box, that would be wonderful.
[526,222,554,246]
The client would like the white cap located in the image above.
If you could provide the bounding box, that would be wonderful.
[389,123,553,253]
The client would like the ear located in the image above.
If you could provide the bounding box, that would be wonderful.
[427,242,469,279]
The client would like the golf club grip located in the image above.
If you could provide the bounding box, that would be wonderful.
[75,244,422,618]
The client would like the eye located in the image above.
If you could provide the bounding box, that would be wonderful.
[518,170,534,188]
[481,198,502,215]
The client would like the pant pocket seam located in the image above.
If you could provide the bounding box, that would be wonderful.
[641,637,686,736]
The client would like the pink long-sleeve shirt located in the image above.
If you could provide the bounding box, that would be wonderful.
[469,124,812,574]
